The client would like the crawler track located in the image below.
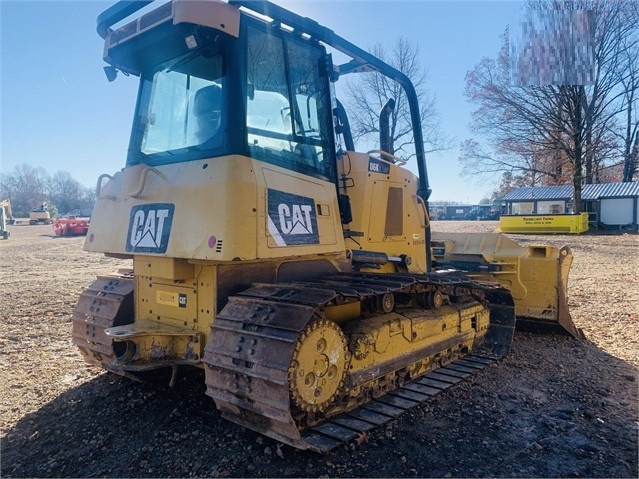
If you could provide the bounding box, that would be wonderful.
[72,270,135,375]
[300,353,497,452]
[203,272,515,452]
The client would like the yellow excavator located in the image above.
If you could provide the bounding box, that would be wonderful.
[73,0,582,452]
[0,199,13,239]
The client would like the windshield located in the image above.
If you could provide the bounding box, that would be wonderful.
[128,52,227,164]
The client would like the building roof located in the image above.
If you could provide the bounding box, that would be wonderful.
[582,182,639,199]
[503,182,639,202]
[503,185,572,201]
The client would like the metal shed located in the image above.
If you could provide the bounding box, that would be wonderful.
[502,185,573,215]
[503,182,639,229]
[582,182,639,228]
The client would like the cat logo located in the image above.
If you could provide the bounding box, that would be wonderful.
[267,189,319,246]
[126,203,175,253]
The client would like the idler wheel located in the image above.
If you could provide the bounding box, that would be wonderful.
[378,293,395,313]
[428,290,444,309]
[288,318,350,413]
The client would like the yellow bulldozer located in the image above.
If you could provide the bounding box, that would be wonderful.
[73,0,582,452]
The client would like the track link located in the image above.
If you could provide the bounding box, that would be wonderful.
[301,354,496,452]
[203,271,515,452]
[72,270,134,373]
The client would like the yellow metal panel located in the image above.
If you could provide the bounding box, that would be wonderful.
[499,213,589,233]
[136,277,198,330]
[195,266,216,336]
[87,156,348,263]
[134,256,194,280]
[86,156,259,260]
[156,289,180,307]
[338,151,428,273]
[259,166,344,257]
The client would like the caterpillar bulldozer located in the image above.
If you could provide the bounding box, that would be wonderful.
[73,0,582,452]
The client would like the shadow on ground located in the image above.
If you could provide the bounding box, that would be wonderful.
[2,333,637,478]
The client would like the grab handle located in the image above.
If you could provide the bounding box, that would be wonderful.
[96,174,115,200]
[129,166,165,198]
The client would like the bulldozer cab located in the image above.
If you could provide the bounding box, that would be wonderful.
[99,0,437,272]
[115,7,336,185]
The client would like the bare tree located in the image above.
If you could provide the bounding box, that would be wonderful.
[461,0,638,212]
[343,37,450,158]
[617,17,639,182]
[0,165,95,217]
[49,171,88,214]
[0,164,50,216]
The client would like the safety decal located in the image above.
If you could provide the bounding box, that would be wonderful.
[368,157,390,174]
[126,203,174,253]
[178,293,187,308]
[267,189,319,246]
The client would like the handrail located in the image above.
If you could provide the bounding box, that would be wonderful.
[413,195,430,230]
[129,166,165,198]
[96,174,116,200]
[366,150,407,166]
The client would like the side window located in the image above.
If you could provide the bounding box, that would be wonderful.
[246,26,334,180]
[141,73,223,154]
[130,51,227,164]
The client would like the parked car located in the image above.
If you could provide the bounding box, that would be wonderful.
[465,207,484,220]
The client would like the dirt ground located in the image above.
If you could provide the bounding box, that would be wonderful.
[1,221,637,478]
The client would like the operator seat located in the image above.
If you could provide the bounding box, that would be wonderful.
[194,84,222,144]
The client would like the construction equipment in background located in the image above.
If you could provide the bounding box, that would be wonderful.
[53,215,90,237]
[0,201,10,239]
[29,202,53,225]
[1,199,15,226]
[73,0,581,452]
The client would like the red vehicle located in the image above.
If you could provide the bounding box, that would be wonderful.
[53,216,90,236]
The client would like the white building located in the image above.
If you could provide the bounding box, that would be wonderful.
[502,182,639,230]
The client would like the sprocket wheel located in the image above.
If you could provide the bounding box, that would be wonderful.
[288,318,351,413]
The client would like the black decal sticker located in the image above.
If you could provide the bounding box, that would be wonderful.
[368,157,390,174]
[178,293,187,308]
[267,189,319,246]
[126,203,175,253]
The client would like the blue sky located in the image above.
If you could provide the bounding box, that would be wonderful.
[1,0,524,204]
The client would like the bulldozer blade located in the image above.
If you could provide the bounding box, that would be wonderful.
[431,232,584,339]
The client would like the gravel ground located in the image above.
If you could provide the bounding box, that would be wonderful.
[1,221,637,478]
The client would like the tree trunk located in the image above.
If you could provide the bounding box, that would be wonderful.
[622,98,637,182]
[584,127,593,184]
[624,133,638,182]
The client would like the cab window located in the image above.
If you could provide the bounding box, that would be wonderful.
[246,25,335,180]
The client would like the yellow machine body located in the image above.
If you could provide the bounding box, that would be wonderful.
[339,152,429,274]
[73,0,579,452]
[29,210,52,225]
[432,232,582,338]
[78,150,442,368]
